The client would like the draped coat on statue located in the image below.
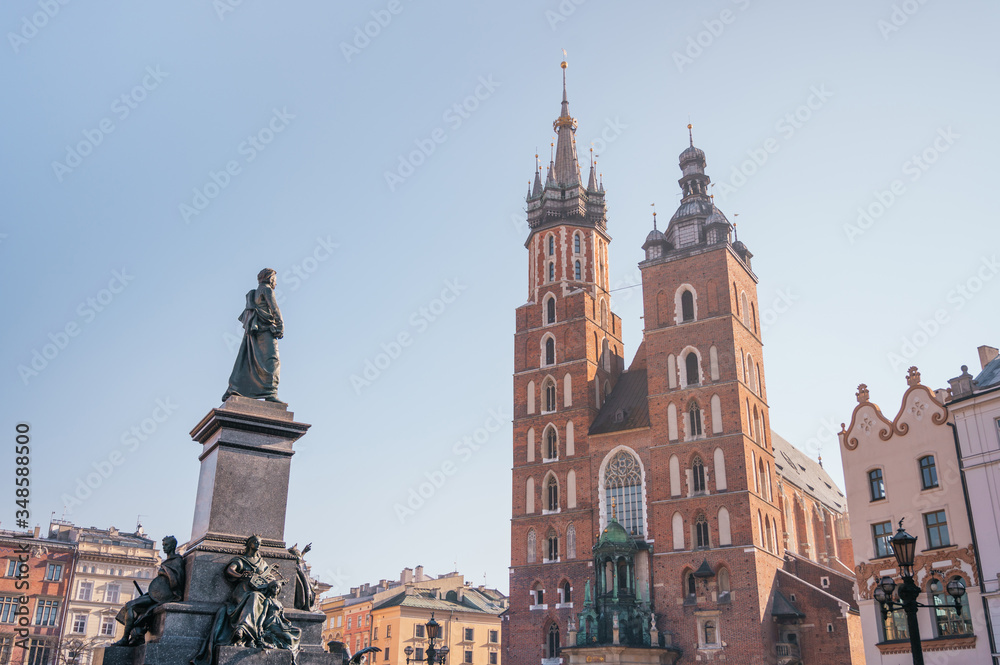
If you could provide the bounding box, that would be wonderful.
[223,282,283,401]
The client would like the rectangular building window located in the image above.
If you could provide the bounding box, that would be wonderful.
[464,651,473,664]
[386,625,391,638]
[347,617,352,629]
[44,564,62,582]
[415,648,424,662]
[26,640,52,665]
[72,614,87,634]
[489,630,498,644]
[384,649,390,661]
[78,581,93,601]
[0,636,12,665]
[106,583,121,604]
[489,653,497,665]
[868,469,885,501]
[464,628,474,642]
[0,597,19,624]
[919,456,938,489]
[414,624,425,638]
[100,616,117,637]
[924,510,950,548]
[373,627,378,640]
[872,521,894,558]
[34,600,59,627]
[4,561,17,578]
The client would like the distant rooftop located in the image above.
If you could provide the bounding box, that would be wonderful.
[771,432,846,513]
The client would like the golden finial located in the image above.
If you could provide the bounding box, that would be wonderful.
[561,49,568,69]
[688,123,694,147]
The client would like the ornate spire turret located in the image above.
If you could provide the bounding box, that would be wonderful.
[587,147,598,190]
[552,60,581,186]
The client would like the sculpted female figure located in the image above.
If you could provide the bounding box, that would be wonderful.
[223,269,284,403]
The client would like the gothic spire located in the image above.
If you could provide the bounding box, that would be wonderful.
[587,148,598,190]
[552,60,581,186]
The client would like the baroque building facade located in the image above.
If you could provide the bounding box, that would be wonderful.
[507,64,863,665]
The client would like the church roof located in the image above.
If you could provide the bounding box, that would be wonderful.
[771,431,846,514]
[589,370,651,435]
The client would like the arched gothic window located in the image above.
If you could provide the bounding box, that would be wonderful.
[545,338,555,366]
[604,450,645,536]
[681,290,695,322]
[526,530,536,563]
[573,233,581,254]
[566,524,576,559]
[547,529,559,561]
[544,379,556,412]
[688,402,703,438]
[546,297,556,324]
[548,262,555,282]
[547,476,559,511]
[574,260,581,280]
[685,570,696,597]
[692,457,706,493]
[686,352,699,386]
[546,427,558,460]
[546,624,560,658]
[695,515,710,549]
[548,235,555,256]
[718,568,731,596]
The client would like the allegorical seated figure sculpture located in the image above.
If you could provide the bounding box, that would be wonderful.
[288,543,317,611]
[112,535,185,646]
[193,535,300,665]
[223,268,284,404]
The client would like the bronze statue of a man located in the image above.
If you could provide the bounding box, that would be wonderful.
[223,269,284,403]
[113,535,185,646]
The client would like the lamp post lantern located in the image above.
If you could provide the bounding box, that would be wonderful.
[872,519,966,665]
[405,614,449,665]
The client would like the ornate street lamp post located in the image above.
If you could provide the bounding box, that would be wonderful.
[405,615,449,665]
[872,520,966,665]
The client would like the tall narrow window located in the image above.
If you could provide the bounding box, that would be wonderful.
[547,531,559,561]
[868,469,886,501]
[546,427,558,459]
[546,297,556,324]
[924,510,950,548]
[686,571,696,597]
[574,233,581,254]
[685,352,699,385]
[546,624,560,658]
[527,530,536,563]
[544,379,556,412]
[548,262,555,282]
[547,477,559,511]
[604,450,645,536]
[930,577,972,636]
[689,403,703,437]
[919,456,938,489]
[695,516,710,549]
[681,290,695,322]
[545,338,555,366]
[692,457,706,493]
[548,235,555,256]
[873,521,894,558]
[574,260,581,280]
[566,524,576,559]
[562,581,571,603]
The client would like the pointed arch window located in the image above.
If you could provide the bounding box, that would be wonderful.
[546,476,559,512]
[566,524,576,559]
[681,290,695,322]
[546,624,560,658]
[685,352,699,386]
[527,530,536,563]
[685,570,696,597]
[547,529,559,562]
[548,262,555,282]
[604,449,645,536]
[546,297,556,324]
[695,515,710,549]
[544,379,556,412]
[545,426,558,460]
[548,235,555,256]
[692,456,706,493]
[562,581,572,604]
[573,233,581,254]
[718,568,731,598]
[545,338,555,366]
[688,401,703,438]
[574,260,581,280]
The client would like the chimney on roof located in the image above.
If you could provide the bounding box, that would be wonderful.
[33,526,40,538]
[949,366,976,400]
[402,568,413,584]
[979,345,999,370]
[415,565,424,581]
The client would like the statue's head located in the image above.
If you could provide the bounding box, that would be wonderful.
[257,268,277,287]
[265,580,282,597]
[162,535,178,555]
[245,534,262,554]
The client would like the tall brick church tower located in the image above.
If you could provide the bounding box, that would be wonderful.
[508,65,862,665]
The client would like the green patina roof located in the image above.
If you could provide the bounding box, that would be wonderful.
[598,517,630,545]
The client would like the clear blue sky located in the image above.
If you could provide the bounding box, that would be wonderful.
[2,0,997,596]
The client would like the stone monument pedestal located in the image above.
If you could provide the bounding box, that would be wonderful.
[94,397,335,665]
